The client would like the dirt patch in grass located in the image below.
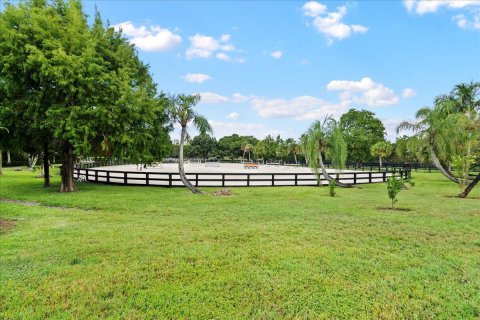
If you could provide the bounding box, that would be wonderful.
[212,189,233,196]
[0,198,41,206]
[0,198,98,212]
[0,219,16,233]
[377,207,413,212]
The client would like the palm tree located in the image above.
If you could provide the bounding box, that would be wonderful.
[286,140,300,164]
[440,81,480,198]
[240,141,254,161]
[167,94,212,194]
[243,143,253,161]
[370,141,393,169]
[301,116,348,187]
[397,106,461,183]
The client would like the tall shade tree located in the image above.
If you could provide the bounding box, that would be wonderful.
[397,106,461,184]
[370,141,393,169]
[301,116,348,187]
[339,109,386,163]
[0,1,171,192]
[167,94,212,194]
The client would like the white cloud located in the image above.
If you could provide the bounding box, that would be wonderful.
[216,52,232,61]
[183,73,211,83]
[208,120,284,139]
[270,50,283,59]
[186,34,219,58]
[186,33,244,62]
[232,93,250,103]
[327,77,399,107]
[404,0,480,15]
[227,112,240,119]
[220,34,231,42]
[453,12,480,29]
[402,88,417,98]
[303,1,327,17]
[251,96,347,120]
[302,2,368,45]
[199,92,230,104]
[199,77,398,122]
[113,21,181,52]
[199,93,252,104]
[404,0,480,30]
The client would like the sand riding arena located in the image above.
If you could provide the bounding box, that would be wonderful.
[74,162,410,188]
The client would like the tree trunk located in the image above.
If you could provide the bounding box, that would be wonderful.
[179,127,201,194]
[430,145,459,184]
[379,156,383,169]
[294,153,297,164]
[43,142,50,187]
[6,150,11,164]
[0,150,3,175]
[29,155,38,170]
[459,173,480,198]
[318,150,349,188]
[248,151,251,161]
[60,141,76,192]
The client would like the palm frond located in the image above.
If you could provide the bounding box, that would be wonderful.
[193,114,213,135]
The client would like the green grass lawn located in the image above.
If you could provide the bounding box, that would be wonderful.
[1,169,479,319]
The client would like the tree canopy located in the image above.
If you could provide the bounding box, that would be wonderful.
[0,0,172,191]
[339,109,386,163]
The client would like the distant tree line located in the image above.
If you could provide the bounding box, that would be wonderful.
[170,109,412,165]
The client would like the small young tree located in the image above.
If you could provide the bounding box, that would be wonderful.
[370,141,393,169]
[386,177,404,209]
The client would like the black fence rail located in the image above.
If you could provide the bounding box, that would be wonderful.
[73,167,410,188]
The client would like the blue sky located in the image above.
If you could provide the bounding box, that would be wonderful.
[83,0,480,140]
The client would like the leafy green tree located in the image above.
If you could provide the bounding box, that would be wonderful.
[301,116,348,187]
[0,1,171,192]
[217,135,257,159]
[339,109,386,163]
[370,141,393,169]
[167,94,212,194]
[189,134,217,159]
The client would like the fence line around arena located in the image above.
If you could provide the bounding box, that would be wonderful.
[73,166,411,188]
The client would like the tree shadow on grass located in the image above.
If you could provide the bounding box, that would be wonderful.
[377,207,413,212]
[443,195,480,200]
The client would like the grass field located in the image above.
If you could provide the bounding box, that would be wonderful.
[1,169,479,319]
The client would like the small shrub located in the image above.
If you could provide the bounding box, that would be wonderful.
[329,179,336,197]
[402,177,415,189]
[452,155,475,192]
[387,177,404,208]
